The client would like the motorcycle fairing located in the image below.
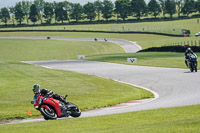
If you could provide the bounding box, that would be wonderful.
[42,97,62,117]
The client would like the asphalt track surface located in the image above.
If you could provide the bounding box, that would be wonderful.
[0,36,199,125]
[25,60,200,111]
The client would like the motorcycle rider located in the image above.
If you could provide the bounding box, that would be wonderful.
[185,47,197,67]
[32,84,68,104]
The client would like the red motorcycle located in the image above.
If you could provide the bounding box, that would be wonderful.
[31,94,81,120]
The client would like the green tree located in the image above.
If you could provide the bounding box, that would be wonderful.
[22,1,32,24]
[43,2,54,24]
[83,2,96,21]
[181,0,195,16]
[70,3,83,22]
[63,1,72,22]
[63,1,71,12]
[34,0,45,23]
[102,0,114,21]
[176,0,184,18]
[55,2,68,23]
[115,0,131,21]
[131,0,147,19]
[165,0,176,18]
[195,0,200,13]
[14,2,25,25]
[94,0,103,21]
[9,6,15,25]
[29,4,38,24]
[158,0,167,18]
[52,1,58,23]
[0,7,10,25]
[148,0,161,18]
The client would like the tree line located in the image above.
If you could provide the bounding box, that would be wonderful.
[0,0,200,25]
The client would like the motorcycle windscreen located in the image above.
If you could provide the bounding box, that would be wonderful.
[34,94,40,103]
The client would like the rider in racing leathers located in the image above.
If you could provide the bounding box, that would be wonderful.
[185,47,197,67]
[32,84,68,104]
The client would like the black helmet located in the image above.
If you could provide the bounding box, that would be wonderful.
[33,84,41,94]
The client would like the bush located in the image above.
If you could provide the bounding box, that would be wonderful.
[139,45,200,52]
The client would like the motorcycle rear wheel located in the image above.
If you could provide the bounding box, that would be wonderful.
[40,105,57,120]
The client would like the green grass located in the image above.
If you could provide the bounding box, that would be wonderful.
[1,18,200,35]
[0,62,152,121]
[87,52,200,70]
[0,39,125,62]
[1,104,200,133]
[0,39,153,122]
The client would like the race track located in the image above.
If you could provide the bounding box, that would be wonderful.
[25,60,200,116]
[0,36,199,125]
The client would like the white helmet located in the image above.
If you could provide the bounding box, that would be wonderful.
[187,47,192,53]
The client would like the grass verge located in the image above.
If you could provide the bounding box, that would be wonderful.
[0,39,125,62]
[1,104,200,133]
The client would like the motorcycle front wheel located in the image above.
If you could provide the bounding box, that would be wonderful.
[67,103,81,118]
[40,105,57,120]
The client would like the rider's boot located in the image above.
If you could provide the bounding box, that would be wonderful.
[185,60,188,67]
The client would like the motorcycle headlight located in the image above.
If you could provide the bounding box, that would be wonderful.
[34,106,39,109]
